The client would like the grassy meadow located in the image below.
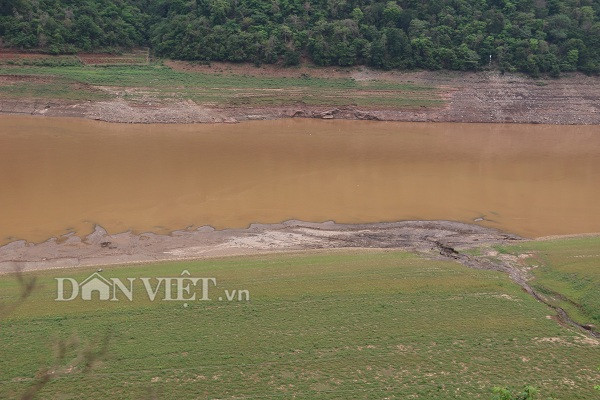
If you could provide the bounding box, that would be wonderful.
[0,63,443,108]
[0,248,598,399]
[494,236,600,330]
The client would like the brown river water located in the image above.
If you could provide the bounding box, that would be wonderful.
[1,115,599,243]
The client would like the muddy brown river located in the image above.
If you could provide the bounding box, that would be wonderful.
[1,115,599,243]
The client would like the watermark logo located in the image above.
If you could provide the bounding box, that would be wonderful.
[55,270,249,303]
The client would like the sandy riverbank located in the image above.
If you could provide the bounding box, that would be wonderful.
[0,220,521,273]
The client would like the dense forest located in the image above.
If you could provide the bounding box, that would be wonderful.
[1,0,600,75]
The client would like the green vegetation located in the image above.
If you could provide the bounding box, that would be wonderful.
[0,80,111,101]
[0,55,82,67]
[2,0,600,75]
[1,250,598,399]
[491,386,538,400]
[498,236,600,328]
[0,64,443,107]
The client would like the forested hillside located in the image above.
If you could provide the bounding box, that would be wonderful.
[1,0,600,75]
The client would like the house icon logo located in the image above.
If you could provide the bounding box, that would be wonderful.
[79,272,112,301]
[55,271,134,302]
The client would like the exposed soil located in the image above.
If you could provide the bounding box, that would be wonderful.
[0,49,147,65]
[0,220,520,273]
[1,219,596,337]
[1,64,599,124]
[0,52,55,60]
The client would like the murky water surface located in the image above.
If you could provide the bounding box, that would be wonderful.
[1,115,599,242]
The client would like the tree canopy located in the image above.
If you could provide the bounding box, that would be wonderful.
[1,0,600,75]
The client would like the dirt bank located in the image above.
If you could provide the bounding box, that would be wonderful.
[1,65,599,124]
[3,219,597,337]
[0,220,521,273]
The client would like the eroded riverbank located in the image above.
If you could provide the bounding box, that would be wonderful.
[1,67,600,124]
[2,219,597,339]
[0,220,520,273]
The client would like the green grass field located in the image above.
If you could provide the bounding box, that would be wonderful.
[495,236,600,329]
[0,81,111,101]
[1,247,598,399]
[0,64,443,108]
